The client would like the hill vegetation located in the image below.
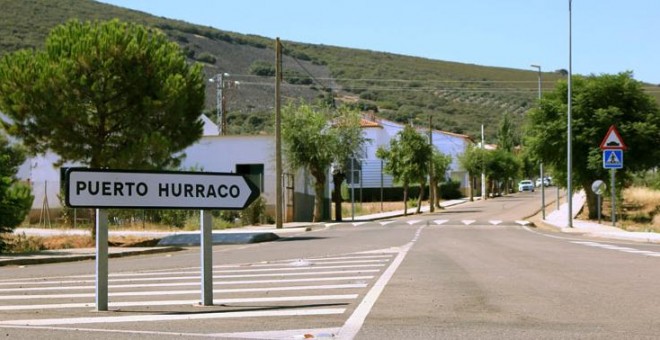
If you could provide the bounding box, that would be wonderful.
[1,0,658,140]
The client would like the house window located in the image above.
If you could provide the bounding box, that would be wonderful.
[236,164,264,192]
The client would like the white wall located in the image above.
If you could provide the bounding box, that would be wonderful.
[181,135,277,205]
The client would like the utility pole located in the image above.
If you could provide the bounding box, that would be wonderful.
[275,38,283,229]
[481,124,486,200]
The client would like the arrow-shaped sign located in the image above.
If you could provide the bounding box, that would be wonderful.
[65,168,259,209]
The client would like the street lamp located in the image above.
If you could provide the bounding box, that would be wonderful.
[531,64,545,219]
[567,0,573,228]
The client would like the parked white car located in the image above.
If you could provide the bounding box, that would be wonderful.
[535,177,551,187]
[518,180,535,192]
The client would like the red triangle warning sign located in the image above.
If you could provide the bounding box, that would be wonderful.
[599,125,627,150]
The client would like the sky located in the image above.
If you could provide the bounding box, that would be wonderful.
[97,0,660,84]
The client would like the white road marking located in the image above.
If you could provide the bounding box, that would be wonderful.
[571,241,660,257]
[0,269,382,287]
[352,222,369,226]
[211,327,340,339]
[461,220,476,225]
[337,225,424,339]
[379,221,397,226]
[0,283,368,300]
[406,220,422,225]
[213,263,385,273]
[0,275,375,293]
[0,308,347,326]
[489,220,502,225]
[434,219,449,225]
[0,294,359,311]
[0,248,400,336]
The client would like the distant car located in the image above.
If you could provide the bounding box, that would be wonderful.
[518,180,535,192]
[535,177,551,187]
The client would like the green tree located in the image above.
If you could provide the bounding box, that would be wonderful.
[377,125,432,215]
[525,72,660,218]
[0,134,34,252]
[487,149,521,195]
[330,107,367,222]
[0,19,205,170]
[282,102,364,222]
[497,112,518,153]
[430,150,453,208]
[458,144,488,201]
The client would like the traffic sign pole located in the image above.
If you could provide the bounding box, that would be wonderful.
[611,169,616,227]
[200,210,213,306]
[96,209,108,311]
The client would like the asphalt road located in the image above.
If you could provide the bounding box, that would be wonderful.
[1,190,658,339]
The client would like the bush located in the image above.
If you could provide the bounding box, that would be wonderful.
[440,179,463,199]
[284,70,312,85]
[249,61,275,76]
[196,52,216,64]
[240,196,267,226]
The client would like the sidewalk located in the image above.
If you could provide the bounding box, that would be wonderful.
[535,190,660,244]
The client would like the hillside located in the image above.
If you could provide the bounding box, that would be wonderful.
[3,0,652,140]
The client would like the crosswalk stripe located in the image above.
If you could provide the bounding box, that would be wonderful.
[0,269,383,287]
[0,308,347,326]
[0,275,376,293]
[0,294,359,311]
[0,283,369,300]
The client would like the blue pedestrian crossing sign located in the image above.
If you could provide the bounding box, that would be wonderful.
[603,149,623,169]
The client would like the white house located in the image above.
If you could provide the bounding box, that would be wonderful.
[355,115,473,197]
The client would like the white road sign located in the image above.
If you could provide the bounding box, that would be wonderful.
[65,169,259,209]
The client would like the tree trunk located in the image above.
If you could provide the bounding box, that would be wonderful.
[403,183,409,216]
[435,180,443,209]
[429,177,436,212]
[583,181,600,220]
[469,175,474,202]
[310,168,326,223]
[313,180,325,222]
[332,172,345,222]
[416,181,424,214]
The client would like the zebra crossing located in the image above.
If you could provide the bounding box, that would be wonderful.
[571,241,660,258]
[325,219,532,227]
[0,251,398,337]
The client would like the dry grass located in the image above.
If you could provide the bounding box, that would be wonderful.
[340,201,407,215]
[620,186,660,232]
[4,234,157,253]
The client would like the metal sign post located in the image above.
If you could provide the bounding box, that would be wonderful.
[591,180,606,225]
[95,209,108,311]
[200,210,213,306]
[600,125,626,228]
